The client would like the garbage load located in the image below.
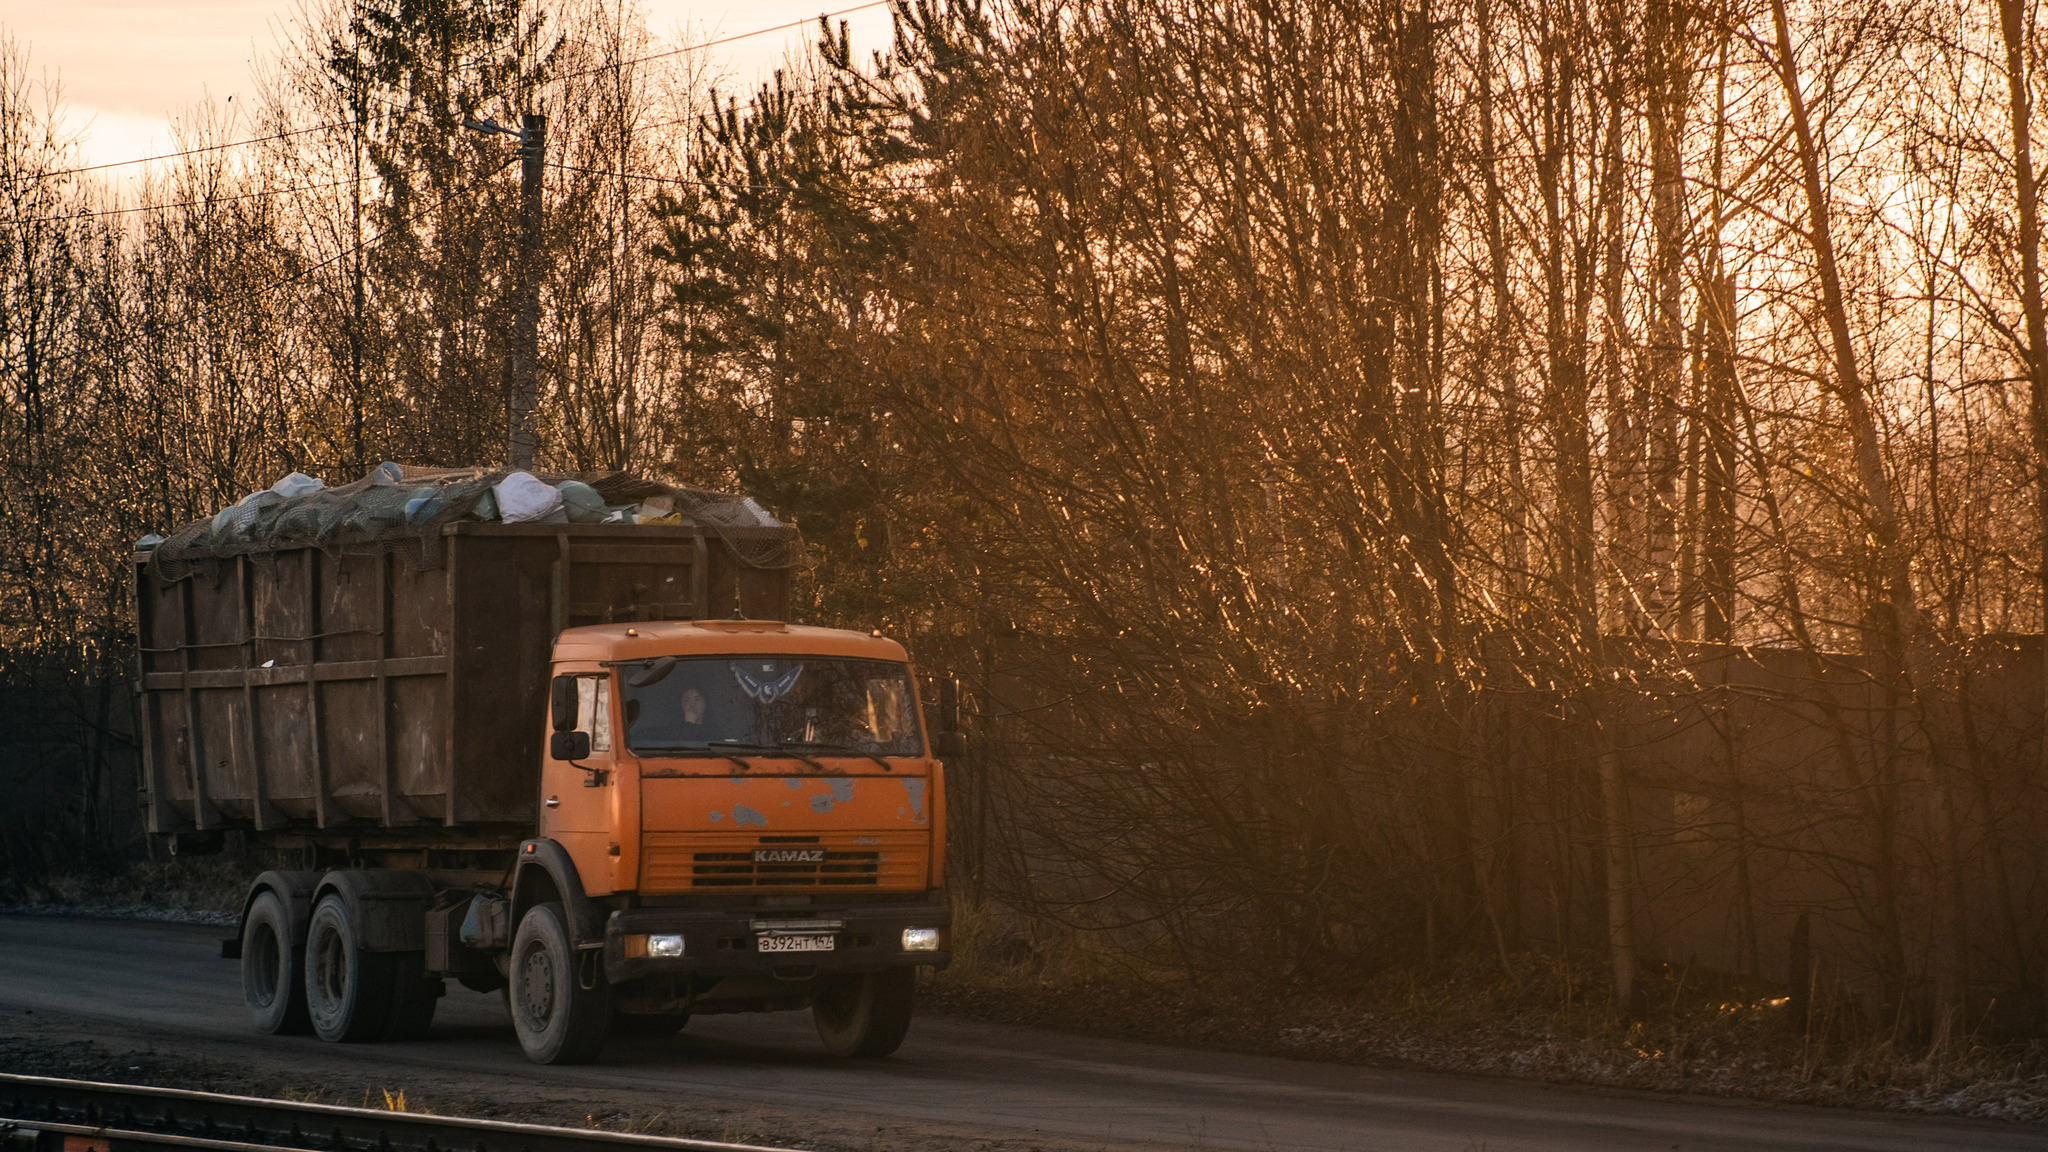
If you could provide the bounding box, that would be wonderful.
[144,462,796,582]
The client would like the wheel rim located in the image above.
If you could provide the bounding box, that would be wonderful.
[313,923,347,1013]
[520,943,555,1028]
[249,923,280,1007]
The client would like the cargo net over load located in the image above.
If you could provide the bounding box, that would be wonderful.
[139,464,806,581]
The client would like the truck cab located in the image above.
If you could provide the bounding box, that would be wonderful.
[500,619,951,1061]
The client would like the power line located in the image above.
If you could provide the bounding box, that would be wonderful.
[546,160,779,191]
[33,3,900,187]
[38,122,353,182]
[0,178,360,227]
[8,154,514,378]
[546,159,936,195]
[545,1,895,87]
[634,49,973,136]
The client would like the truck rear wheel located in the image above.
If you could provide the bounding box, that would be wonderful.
[384,952,441,1040]
[241,891,311,1035]
[812,969,916,1058]
[304,893,396,1042]
[509,902,610,1064]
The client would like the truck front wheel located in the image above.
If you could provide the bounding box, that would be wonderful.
[241,890,310,1035]
[812,969,916,1058]
[509,902,610,1064]
[304,893,395,1042]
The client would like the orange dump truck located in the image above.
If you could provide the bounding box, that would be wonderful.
[133,468,958,1063]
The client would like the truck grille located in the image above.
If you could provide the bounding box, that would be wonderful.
[640,831,927,892]
[689,849,880,886]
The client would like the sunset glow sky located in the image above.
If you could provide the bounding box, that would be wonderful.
[0,2,897,176]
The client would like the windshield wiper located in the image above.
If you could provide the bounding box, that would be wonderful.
[638,745,755,772]
[696,739,830,773]
[781,740,895,772]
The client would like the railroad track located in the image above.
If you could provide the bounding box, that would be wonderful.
[0,1075,802,1152]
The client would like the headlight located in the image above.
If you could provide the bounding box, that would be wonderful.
[626,933,686,959]
[901,927,942,952]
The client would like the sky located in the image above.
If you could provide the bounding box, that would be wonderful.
[0,1,898,176]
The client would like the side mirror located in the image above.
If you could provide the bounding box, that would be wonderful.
[550,730,591,761]
[550,675,579,732]
[933,731,967,759]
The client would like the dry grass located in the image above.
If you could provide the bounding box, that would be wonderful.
[0,855,255,924]
[925,907,2048,1123]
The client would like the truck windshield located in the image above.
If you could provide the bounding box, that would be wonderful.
[620,656,924,758]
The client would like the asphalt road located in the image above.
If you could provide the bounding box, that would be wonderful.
[0,915,2038,1152]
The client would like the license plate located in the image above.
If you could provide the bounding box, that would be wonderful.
[758,933,836,953]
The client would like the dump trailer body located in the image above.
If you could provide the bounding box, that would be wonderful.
[135,522,797,843]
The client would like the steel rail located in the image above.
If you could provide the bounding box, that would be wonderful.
[0,1076,803,1152]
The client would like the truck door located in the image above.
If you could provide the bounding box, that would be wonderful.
[542,673,619,891]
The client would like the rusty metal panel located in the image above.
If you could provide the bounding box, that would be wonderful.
[319,678,383,819]
[137,517,798,841]
[255,679,317,819]
[447,533,556,825]
[562,542,697,626]
[732,565,790,621]
[390,671,449,812]
[139,568,187,677]
[136,558,181,833]
[194,686,252,820]
[390,560,450,658]
[156,696,196,818]
[249,553,310,667]
[316,552,382,662]
[184,560,244,672]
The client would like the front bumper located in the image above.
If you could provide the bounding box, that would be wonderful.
[603,901,952,983]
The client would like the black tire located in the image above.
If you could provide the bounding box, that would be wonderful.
[509,902,610,1064]
[304,893,396,1042]
[241,890,311,1035]
[457,972,506,994]
[812,968,916,1058]
[383,952,441,1040]
[611,1009,689,1037]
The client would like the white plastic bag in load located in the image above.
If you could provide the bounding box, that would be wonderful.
[368,461,404,486]
[494,471,562,523]
[270,472,326,498]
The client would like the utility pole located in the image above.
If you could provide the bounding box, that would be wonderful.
[507,112,546,470]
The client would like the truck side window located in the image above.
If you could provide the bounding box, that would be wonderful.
[576,677,613,754]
